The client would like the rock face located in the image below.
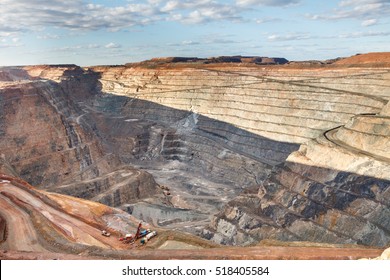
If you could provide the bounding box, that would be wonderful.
[93,65,386,144]
[91,58,390,245]
[209,161,390,246]
[204,59,390,246]
[1,53,390,249]
[0,66,159,207]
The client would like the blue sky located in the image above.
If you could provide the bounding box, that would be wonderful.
[0,0,389,66]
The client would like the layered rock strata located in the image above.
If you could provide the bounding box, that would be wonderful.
[93,66,387,144]
[208,104,390,246]
[88,62,390,242]
[1,54,390,248]
[0,67,159,206]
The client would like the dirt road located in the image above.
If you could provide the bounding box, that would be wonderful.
[0,180,123,252]
[0,191,48,252]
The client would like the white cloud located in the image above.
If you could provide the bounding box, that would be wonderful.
[37,34,61,40]
[337,30,390,39]
[24,43,108,55]
[308,0,390,22]
[361,19,378,26]
[148,0,162,5]
[0,0,246,34]
[268,33,311,41]
[181,40,200,45]
[0,0,160,33]
[255,17,279,24]
[0,32,17,39]
[0,42,23,49]
[105,42,121,49]
[339,0,388,8]
[161,1,242,24]
[90,44,101,48]
[0,31,21,46]
[161,0,180,12]
[167,40,201,47]
[236,0,300,7]
[167,35,242,47]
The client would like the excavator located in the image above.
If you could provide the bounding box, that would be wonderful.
[119,222,152,244]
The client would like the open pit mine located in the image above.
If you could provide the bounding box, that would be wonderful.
[1,53,390,260]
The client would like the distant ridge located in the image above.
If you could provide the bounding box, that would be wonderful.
[335,52,390,66]
[126,56,289,66]
[123,52,390,68]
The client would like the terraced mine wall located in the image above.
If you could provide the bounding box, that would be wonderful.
[1,61,390,247]
[93,66,388,144]
[0,67,160,207]
[207,162,390,246]
[92,64,390,246]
